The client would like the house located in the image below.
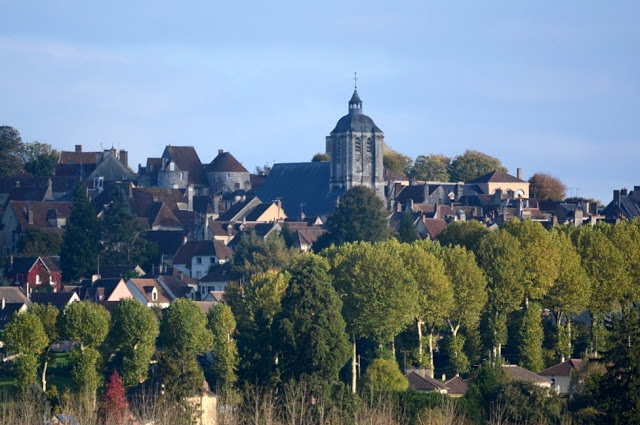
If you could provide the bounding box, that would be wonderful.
[198,263,231,297]
[0,201,72,256]
[157,272,198,300]
[416,217,448,240]
[206,150,251,194]
[538,358,583,394]
[173,240,233,280]
[157,146,208,193]
[405,369,448,394]
[57,145,134,192]
[291,227,327,252]
[6,256,63,292]
[465,169,529,199]
[202,291,226,303]
[30,291,80,311]
[501,364,552,389]
[444,376,470,397]
[126,278,173,308]
[0,287,32,333]
[81,278,134,302]
[601,186,640,219]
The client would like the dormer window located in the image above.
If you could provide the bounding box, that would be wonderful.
[152,288,157,301]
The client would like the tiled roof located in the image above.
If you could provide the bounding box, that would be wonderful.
[129,278,173,304]
[502,365,552,384]
[208,221,238,237]
[539,359,583,377]
[207,151,249,173]
[173,240,233,265]
[158,275,195,298]
[384,169,408,181]
[422,218,448,239]
[405,371,448,391]
[147,202,183,229]
[59,150,99,164]
[129,188,186,216]
[466,170,525,184]
[295,228,328,247]
[8,201,72,231]
[194,300,216,315]
[162,146,207,186]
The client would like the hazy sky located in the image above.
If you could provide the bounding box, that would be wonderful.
[2,1,639,203]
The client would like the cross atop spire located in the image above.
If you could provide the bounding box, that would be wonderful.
[353,72,358,90]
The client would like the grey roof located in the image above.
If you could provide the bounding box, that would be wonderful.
[502,365,552,384]
[467,170,525,184]
[256,162,342,217]
[331,113,382,134]
[30,292,77,310]
[349,89,362,104]
[405,371,448,391]
[0,287,32,305]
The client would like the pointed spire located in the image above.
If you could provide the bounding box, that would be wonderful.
[348,72,363,115]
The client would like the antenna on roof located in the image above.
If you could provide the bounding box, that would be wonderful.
[353,72,358,90]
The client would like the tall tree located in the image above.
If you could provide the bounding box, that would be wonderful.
[29,303,59,391]
[399,241,453,376]
[518,302,544,372]
[226,271,289,384]
[229,231,296,282]
[60,301,111,404]
[207,303,238,391]
[313,186,391,251]
[448,150,507,182]
[477,231,525,360]
[383,149,413,176]
[19,141,59,177]
[326,240,418,392]
[16,228,62,257]
[406,154,451,181]
[60,184,101,282]
[3,311,49,392]
[160,298,213,355]
[0,126,25,176]
[436,219,490,255]
[273,254,350,383]
[604,218,640,303]
[106,299,159,389]
[528,173,567,201]
[437,245,487,375]
[397,210,419,243]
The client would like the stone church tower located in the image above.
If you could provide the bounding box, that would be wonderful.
[326,88,385,199]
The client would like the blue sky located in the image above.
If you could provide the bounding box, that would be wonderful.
[1,1,639,203]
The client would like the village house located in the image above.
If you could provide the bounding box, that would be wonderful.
[538,358,583,394]
[0,287,32,335]
[6,256,63,292]
[173,240,233,280]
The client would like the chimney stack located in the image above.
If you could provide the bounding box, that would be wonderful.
[119,150,128,168]
[613,190,621,206]
[218,149,224,155]
[75,145,82,152]
[621,188,628,196]
[28,205,34,225]
[517,168,522,180]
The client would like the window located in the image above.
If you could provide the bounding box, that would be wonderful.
[180,172,184,179]
[36,275,41,285]
[210,257,216,264]
[196,257,202,264]
[196,271,202,279]
[152,289,157,301]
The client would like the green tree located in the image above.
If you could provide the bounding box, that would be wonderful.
[397,210,419,243]
[448,150,507,182]
[20,141,59,177]
[383,149,412,176]
[605,218,640,303]
[327,240,418,392]
[361,358,408,393]
[436,219,490,255]
[229,231,296,281]
[226,271,289,384]
[60,301,110,403]
[406,154,450,181]
[0,126,25,176]
[528,173,567,201]
[399,242,453,375]
[273,254,350,383]
[545,231,590,361]
[518,302,544,372]
[477,231,525,361]
[60,184,101,282]
[29,303,59,391]
[16,228,62,257]
[3,311,49,391]
[313,185,391,251]
[102,187,149,266]
[312,153,330,162]
[207,303,238,390]
[106,299,159,389]
[437,245,487,375]
[160,298,213,355]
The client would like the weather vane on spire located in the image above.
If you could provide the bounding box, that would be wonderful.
[354,72,358,90]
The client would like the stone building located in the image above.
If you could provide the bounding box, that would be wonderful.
[325,88,385,200]
[206,150,251,194]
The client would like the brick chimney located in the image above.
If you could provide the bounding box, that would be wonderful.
[119,150,128,168]
[218,149,224,155]
[517,168,522,180]
[75,145,82,152]
[621,188,628,196]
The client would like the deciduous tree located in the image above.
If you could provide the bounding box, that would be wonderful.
[3,311,49,391]
[230,232,296,282]
[160,298,213,355]
[528,173,566,201]
[29,303,59,391]
[448,150,507,182]
[406,154,450,182]
[207,303,238,390]
[383,149,412,176]
[16,228,62,257]
[312,153,330,162]
[436,219,490,255]
[19,141,59,177]
[0,126,25,176]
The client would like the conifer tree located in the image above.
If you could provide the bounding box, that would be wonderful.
[397,210,419,243]
[60,184,101,282]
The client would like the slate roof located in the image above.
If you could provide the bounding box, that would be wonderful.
[466,170,525,184]
[331,90,383,134]
[405,371,448,392]
[200,263,231,283]
[162,146,207,186]
[193,196,215,215]
[10,257,41,274]
[383,169,409,181]
[444,376,470,395]
[98,265,143,279]
[256,162,342,218]
[217,197,261,222]
[0,287,32,305]
[7,186,50,202]
[396,185,427,204]
[144,231,185,256]
[30,292,77,310]
[173,240,233,265]
[539,359,583,377]
[502,365,552,385]
[158,275,196,298]
[207,151,249,173]
[245,203,277,222]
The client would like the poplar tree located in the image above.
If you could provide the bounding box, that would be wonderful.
[207,303,238,390]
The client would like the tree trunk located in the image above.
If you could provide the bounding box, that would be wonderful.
[351,337,357,394]
[428,329,435,378]
[567,318,572,355]
[391,339,396,358]
[417,319,424,366]
[41,355,48,392]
